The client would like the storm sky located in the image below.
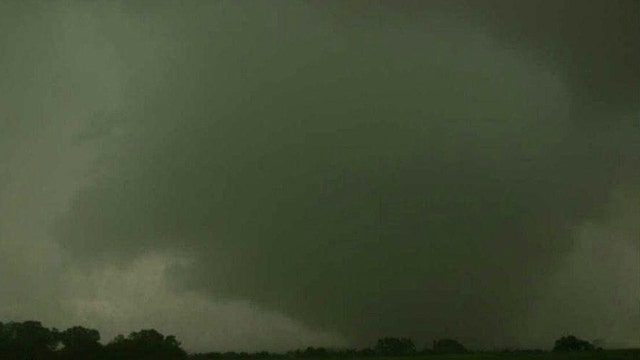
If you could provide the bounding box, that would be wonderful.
[0,0,638,352]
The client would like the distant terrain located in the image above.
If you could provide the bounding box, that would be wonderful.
[2,320,637,360]
[193,350,640,360]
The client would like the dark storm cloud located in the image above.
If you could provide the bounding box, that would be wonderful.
[375,0,639,110]
[51,1,638,349]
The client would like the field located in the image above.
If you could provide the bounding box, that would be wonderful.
[324,352,640,360]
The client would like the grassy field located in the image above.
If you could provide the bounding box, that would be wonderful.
[348,351,640,360]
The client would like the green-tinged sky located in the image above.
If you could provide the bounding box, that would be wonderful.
[0,0,638,352]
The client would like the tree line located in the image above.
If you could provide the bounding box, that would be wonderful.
[0,320,607,360]
[0,321,185,360]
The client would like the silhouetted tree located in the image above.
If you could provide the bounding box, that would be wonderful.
[375,337,416,356]
[0,321,59,360]
[553,335,595,352]
[302,346,328,357]
[105,328,186,359]
[432,339,466,354]
[58,326,101,359]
